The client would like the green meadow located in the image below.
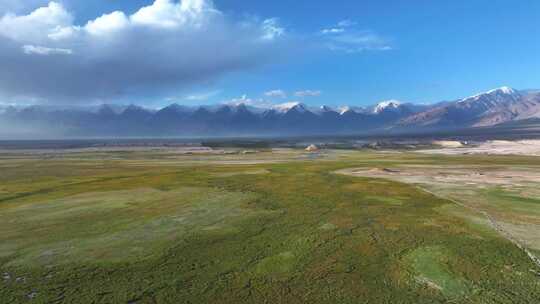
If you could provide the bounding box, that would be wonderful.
[1,149,539,303]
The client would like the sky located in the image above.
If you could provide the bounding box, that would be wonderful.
[0,0,539,109]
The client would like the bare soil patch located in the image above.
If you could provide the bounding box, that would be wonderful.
[418,140,540,156]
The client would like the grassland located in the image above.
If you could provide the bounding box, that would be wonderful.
[339,163,540,259]
[1,148,540,303]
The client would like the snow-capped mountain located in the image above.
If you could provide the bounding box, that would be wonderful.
[462,86,519,102]
[272,102,307,113]
[319,105,334,112]
[338,106,368,115]
[315,105,337,114]
[401,87,540,128]
[373,100,402,113]
[1,86,539,137]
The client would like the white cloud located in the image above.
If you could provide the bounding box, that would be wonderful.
[264,90,287,98]
[48,25,79,40]
[337,20,356,27]
[0,0,290,103]
[327,31,392,52]
[0,2,73,43]
[261,18,284,40]
[319,20,392,53]
[85,11,129,36]
[131,0,217,28]
[321,28,345,34]
[224,95,272,108]
[295,90,321,98]
[22,44,72,55]
[185,90,221,101]
[320,19,357,35]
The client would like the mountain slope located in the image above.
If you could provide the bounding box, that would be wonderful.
[401,87,540,129]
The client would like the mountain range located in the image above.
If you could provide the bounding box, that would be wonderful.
[1,86,539,138]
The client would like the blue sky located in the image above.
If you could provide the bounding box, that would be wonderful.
[0,0,539,108]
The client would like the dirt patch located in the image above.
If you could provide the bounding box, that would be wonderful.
[432,140,464,148]
[338,166,540,186]
[418,140,540,156]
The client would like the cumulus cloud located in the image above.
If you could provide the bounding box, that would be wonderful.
[0,0,289,103]
[295,90,321,98]
[0,2,73,43]
[264,89,287,98]
[85,11,129,36]
[131,0,217,28]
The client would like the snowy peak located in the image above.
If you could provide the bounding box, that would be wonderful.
[490,86,516,95]
[373,100,402,113]
[319,105,334,112]
[401,86,538,128]
[312,105,339,115]
[272,102,308,113]
[233,103,249,112]
[214,103,256,114]
[462,86,520,102]
[338,106,368,115]
[339,106,353,115]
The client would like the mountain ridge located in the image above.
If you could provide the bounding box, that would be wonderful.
[1,86,539,137]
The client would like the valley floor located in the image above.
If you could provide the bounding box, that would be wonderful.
[1,148,539,303]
